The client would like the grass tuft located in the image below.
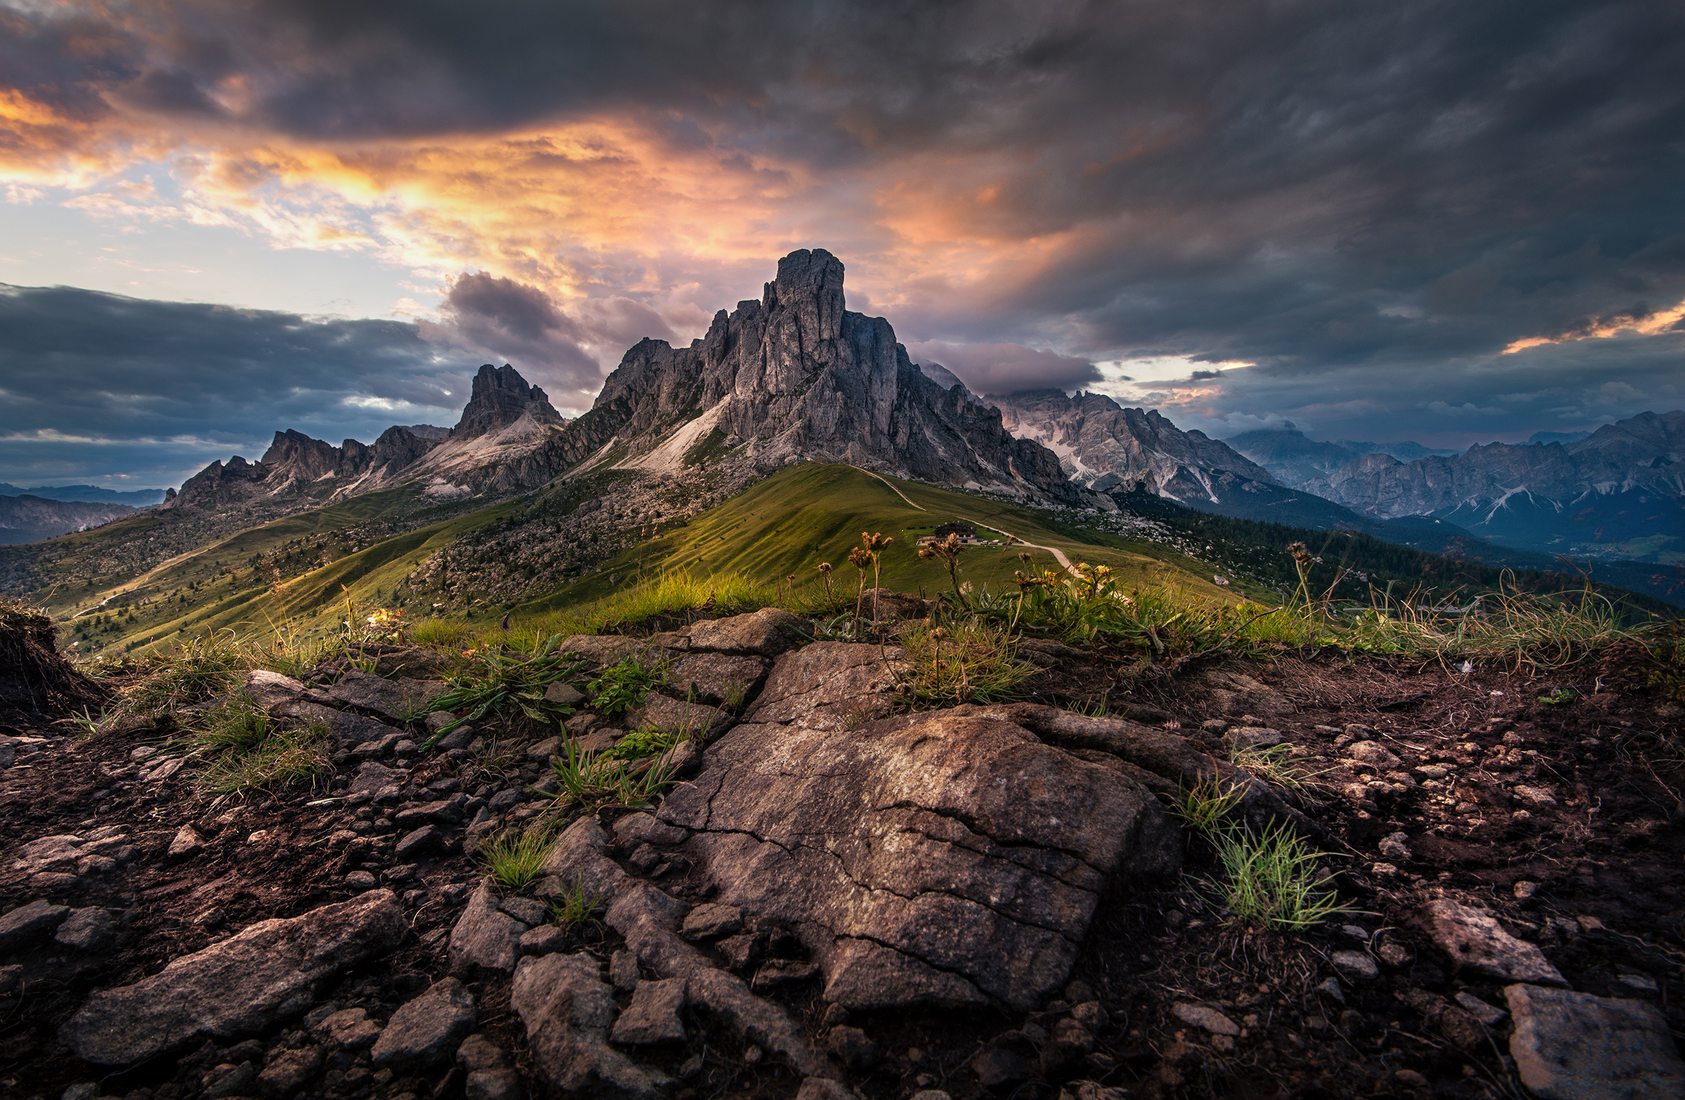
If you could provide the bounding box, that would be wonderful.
[552,738,674,809]
[480,824,556,891]
[898,617,1034,704]
[586,656,664,719]
[1204,821,1345,931]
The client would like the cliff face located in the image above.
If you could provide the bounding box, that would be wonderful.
[991,389,1276,503]
[559,250,1081,502]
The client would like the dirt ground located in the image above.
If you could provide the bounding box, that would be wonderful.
[2,636,1681,1099]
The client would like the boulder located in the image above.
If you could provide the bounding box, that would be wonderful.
[1505,983,1685,1100]
[632,693,729,740]
[511,952,668,1097]
[684,608,810,657]
[370,977,476,1067]
[60,890,405,1066]
[656,708,1177,1010]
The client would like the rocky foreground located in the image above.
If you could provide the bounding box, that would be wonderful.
[2,603,1684,1099]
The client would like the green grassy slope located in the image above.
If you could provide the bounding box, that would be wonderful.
[520,464,1238,614]
[52,488,516,654]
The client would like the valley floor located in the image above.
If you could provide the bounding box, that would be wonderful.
[1,605,1682,1099]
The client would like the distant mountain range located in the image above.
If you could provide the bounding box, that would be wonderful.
[0,495,137,544]
[1226,415,1685,566]
[1224,428,1457,487]
[0,482,165,506]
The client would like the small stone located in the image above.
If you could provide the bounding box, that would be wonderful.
[1330,950,1378,981]
[796,1079,858,1100]
[1422,897,1562,984]
[1506,983,1685,1100]
[315,1007,381,1049]
[344,870,378,890]
[1345,741,1402,769]
[610,977,687,1045]
[0,899,69,951]
[1378,832,1411,862]
[167,825,205,858]
[543,682,585,707]
[393,825,448,861]
[370,977,476,1067]
[1514,880,1539,901]
[1513,784,1558,808]
[971,1043,1029,1090]
[608,949,640,991]
[53,908,118,952]
[680,901,744,941]
[1453,991,1506,1026]
[1170,1002,1240,1037]
[257,1045,322,1095]
[826,1025,879,1070]
[1316,978,1345,1004]
[449,883,525,975]
[519,925,570,956]
[1393,1068,1428,1088]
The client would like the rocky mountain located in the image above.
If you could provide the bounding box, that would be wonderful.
[0,495,137,544]
[991,390,1272,497]
[0,483,166,506]
[166,363,572,511]
[556,249,1079,503]
[1225,427,1455,487]
[1304,410,1685,561]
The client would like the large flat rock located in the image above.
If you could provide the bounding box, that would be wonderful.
[656,707,1176,1010]
[60,890,406,1066]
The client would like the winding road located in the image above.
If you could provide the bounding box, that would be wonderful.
[848,465,1079,576]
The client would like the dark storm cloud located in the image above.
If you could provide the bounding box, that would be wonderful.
[0,284,470,487]
[433,272,676,408]
[5,0,1684,440]
[905,340,1101,396]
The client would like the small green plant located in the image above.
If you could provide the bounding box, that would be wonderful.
[411,617,476,649]
[1536,686,1578,706]
[1228,741,1327,792]
[118,633,246,721]
[601,724,682,760]
[195,722,329,797]
[548,877,605,932]
[191,692,275,753]
[1174,774,1245,835]
[480,825,556,891]
[552,739,674,809]
[898,617,1034,704]
[1204,821,1344,931]
[427,636,583,742]
[587,656,664,718]
[720,680,749,712]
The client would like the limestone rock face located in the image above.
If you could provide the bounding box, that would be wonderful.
[654,706,1177,1010]
[60,890,406,1066]
[558,249,1082,503]
[454,363,566,439]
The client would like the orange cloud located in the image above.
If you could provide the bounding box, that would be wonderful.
[1502,297,1685,354]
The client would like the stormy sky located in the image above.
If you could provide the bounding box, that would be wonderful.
[1,0,1682,487]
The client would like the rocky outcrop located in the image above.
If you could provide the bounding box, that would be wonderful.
[653,704,1179,1010]
[454,363,566,438]
[59,890,406,1065]
[558,249,1082,503]
[0,596,95,718]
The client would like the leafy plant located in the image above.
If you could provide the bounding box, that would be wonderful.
[427,636,583,742]
[601,723,682,760]
[587,656,664,718]
[118,633,247,722]
[480,825,556,891]
[1203,821,1344,931]
[1536,686,1578,706]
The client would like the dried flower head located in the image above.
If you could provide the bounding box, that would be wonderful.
[817,562,833,575]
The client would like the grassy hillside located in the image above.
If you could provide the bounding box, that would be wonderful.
[520,464,1238,614]
[47,488,514,655]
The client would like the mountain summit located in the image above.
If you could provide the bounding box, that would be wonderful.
[454,363,565,438]
[558,249,1078,501]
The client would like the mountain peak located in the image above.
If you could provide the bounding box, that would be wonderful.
[455,364,564,438]
[762,249,845,340]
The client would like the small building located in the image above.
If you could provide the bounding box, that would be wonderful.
[932,520,977,541]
